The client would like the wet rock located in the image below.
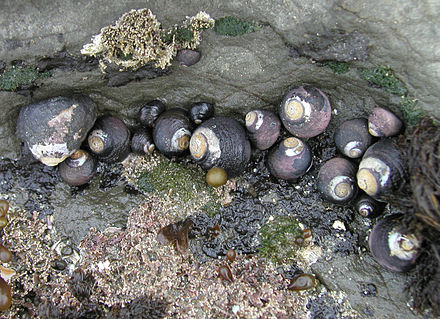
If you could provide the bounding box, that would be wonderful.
[292,31,369,62]
[16,95,97,166]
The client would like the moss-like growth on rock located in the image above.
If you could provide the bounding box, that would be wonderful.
[81,9,214,71]
[0,65,49,91]
[259,216,302,264]
[400,96,424,125]
[137,159,221,216]
[214,16,259,36]
[360,66,407,96]
[325,61,350,74]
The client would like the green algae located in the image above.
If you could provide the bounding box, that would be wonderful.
[360,66,407,96]
[214,16,259,36]
[325,61,350,74]
[259,216,302,264]
[400,96,424,125]
[0,65,50,91]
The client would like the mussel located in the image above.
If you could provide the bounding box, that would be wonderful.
[138,100,166,127]
[279,85,331,138]
[267,137,312,181]
[131,128,155,155]
[153,108,193,157]
[369,214,422,272]
[368,107,403,137]
[357,139,406,200]
[189,117,251,177]
[245,110,281,150]
[88,115,131,163]
[317,157,358,203]
[334,118,372,158]
[58,149,98,186]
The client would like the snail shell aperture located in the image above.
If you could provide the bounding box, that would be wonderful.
[279,85,331,138]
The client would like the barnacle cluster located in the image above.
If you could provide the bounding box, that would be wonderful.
[81,9,214,71]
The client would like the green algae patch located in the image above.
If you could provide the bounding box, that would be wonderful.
[400,96,424,125]
[214,16,259,36]
[360,66,407,96]
[325,61,350,74]
[259,216,302,264]
[0,65,50,91]
[137,159,221,216]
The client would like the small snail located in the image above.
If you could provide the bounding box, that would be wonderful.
[58,149,98,186]
[267,137,312,181]
[190,117,251,177]
[245,110,281,150]
[279,85,331,138]
[357,139,406,200]
[153,108,193,157]
[0,277,11,311]
[88,115,131,163]
[0,244,12,263]
[206,167,228,187]
[176,49,201,67]
[287,273,317,291]
[368,107,403,137]
[317,157,357,204]
[189,102,214,125]
[354,193,386,218]
[369,214,422,272]
[334,118,372,158]
[131,128,155,155]
[138,99,166,127]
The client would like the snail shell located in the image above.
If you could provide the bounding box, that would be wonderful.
[334,118,372,158]
[153,108,193,157]
[189,102,214,125]
[0,277,11,311]
[131,128,155,154]
[368,107,403,137]
[267,137,312,181]
[357,139,406,200]
[88,116,131,163]
[245,110,281,150]
[317,157,357,203]
[279,85,331,138]
[58,149,98,186]
[354,193,386,218]
[189,116,251,177]
[138,100,166,127]
[369,214,422,272]
[176,49,201,67]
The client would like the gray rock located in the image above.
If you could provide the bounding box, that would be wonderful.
[16,95,97,166]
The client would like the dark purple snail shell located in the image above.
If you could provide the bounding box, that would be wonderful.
[369,214,422,272]
[354,192,386,218]
[334,118,372,158]
[279,85,331,138]
[189,102,214,125]
[87,115,131,163]
[245,110,281,150]
[176,49,201,67]
[357,139,406,200]
[317,157,357,203]
[58,149,98,186]
[189,116,251,178]
[131,128,155,154]
[267,137,312,181]
[368,107,403,137]
[153,108,193,157]
[138,100,166,127]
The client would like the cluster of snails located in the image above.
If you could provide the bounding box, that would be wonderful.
[0,200,12,311]
[316,107,421,272]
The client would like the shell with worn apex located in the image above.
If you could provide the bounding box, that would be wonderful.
[368,107,403,137]
[369,214,422,272]
[317,157,357,203]
[153,108,193,157]
[356,139,406,200]
[189,116,251,177]
[245,110,281,150]
[334,118,372,158]
[131,128,155,155]
[267,137,312,181]
[354,192,386,218]
[138,99,166,127]
[189,102,214,125]
[16,95,97,166]
[88,115,131,163]
[279,85,331,138]
[58,149,98,186]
